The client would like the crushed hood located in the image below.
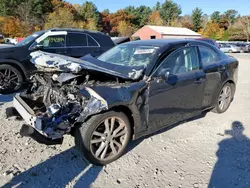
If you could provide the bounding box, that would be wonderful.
[30,51,145,80]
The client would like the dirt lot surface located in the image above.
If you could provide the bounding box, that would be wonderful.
[0,53,250,188]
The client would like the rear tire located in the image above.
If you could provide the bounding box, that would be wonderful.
[228,50,233,53]
[212,83,233,114]
[0,64,23,94]
[74,111,132,165]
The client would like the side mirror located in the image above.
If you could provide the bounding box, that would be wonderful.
[157,70,170,84]
[31,44,44,50]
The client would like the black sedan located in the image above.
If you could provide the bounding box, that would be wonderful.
[8,39,238,165]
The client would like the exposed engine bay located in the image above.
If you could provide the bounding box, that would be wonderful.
[15,70,132,141]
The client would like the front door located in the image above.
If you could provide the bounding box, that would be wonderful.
[36,34,68,55]
[148,46,206,131]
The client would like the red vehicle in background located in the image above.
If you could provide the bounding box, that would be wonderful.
[17,37,24,43]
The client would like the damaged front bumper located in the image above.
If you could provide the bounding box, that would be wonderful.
[11,84,109,145]
[13,94,63,145]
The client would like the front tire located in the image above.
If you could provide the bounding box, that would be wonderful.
[75,111,132,165]
[213,83,233,114]
[0,64,23,94]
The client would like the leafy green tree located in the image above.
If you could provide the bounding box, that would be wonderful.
[191,7,203,32]
[0,0,22,16]
[155,1,161,11]
[117,21,135,36]
[125,6,152,28]
[224,9,239,26]
[77,1,100,22]
[211,11,220,23]
[76,1,101,30]
[159,0,182,26]
[44,7,77,29]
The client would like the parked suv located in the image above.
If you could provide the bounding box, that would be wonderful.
[0,28,115,94]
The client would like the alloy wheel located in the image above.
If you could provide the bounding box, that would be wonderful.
[0,68,19,90]
[218,85,232,111]
[90,116,129,161]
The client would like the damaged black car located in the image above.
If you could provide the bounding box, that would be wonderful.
[7,39,238,165]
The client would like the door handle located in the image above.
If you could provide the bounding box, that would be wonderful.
[194,78,205,84]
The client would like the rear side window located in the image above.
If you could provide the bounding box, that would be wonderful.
[199,46,219,66]
[87,35,99,47]
[67,33,87,47]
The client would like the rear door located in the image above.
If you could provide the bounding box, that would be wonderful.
[198,46,224,108]
[67,32,101,58]
[147,46,206,130]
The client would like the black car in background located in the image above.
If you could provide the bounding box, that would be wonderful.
[0,28,115,94]
[9,39,238,165]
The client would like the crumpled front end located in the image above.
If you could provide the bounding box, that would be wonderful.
[11,73,109,144]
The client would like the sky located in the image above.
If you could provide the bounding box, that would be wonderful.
[66,0,250,15]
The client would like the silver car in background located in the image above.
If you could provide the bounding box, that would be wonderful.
[219,44,241,53]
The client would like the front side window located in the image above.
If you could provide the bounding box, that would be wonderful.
[155,47,199,76]
[98,44,158,67]
[38,35,66,48]
[67,33,87,47]
[199,46,219,66]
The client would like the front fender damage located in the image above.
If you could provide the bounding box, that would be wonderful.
[78,87,108,122]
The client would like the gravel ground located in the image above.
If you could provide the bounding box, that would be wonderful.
[0,53,250,188]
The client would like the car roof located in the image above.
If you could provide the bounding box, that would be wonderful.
[48,28,104,35]
[124,39,209,48]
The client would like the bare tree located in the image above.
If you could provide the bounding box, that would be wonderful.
[235,16,250,41]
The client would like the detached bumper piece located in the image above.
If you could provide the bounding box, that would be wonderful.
[13,94,63,145]
[20,124,63,145]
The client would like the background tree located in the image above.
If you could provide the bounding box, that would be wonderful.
[159,0,182,26]
[100,10,112,34]
[224,9,239,26]
[155,1,161,11]
[0,0,22,16]
[0,17,24,37]
[191,7,203,32]
[44,7,77,29]
[109,9,135,36]
[125,6,152,28]
[179,15,193,29]
[117,21,134,36]
[148,11,165,26]
[76,1,100,29]
[211,11,220,23]
[232,16,250,41]
[199,22,224,40]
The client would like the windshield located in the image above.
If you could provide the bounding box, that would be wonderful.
[15,31,45,46]
[98,44,159,67]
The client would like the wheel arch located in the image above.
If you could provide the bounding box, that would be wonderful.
[0,59,27,79]
[212,79,236,107]
[109,105,136,139]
